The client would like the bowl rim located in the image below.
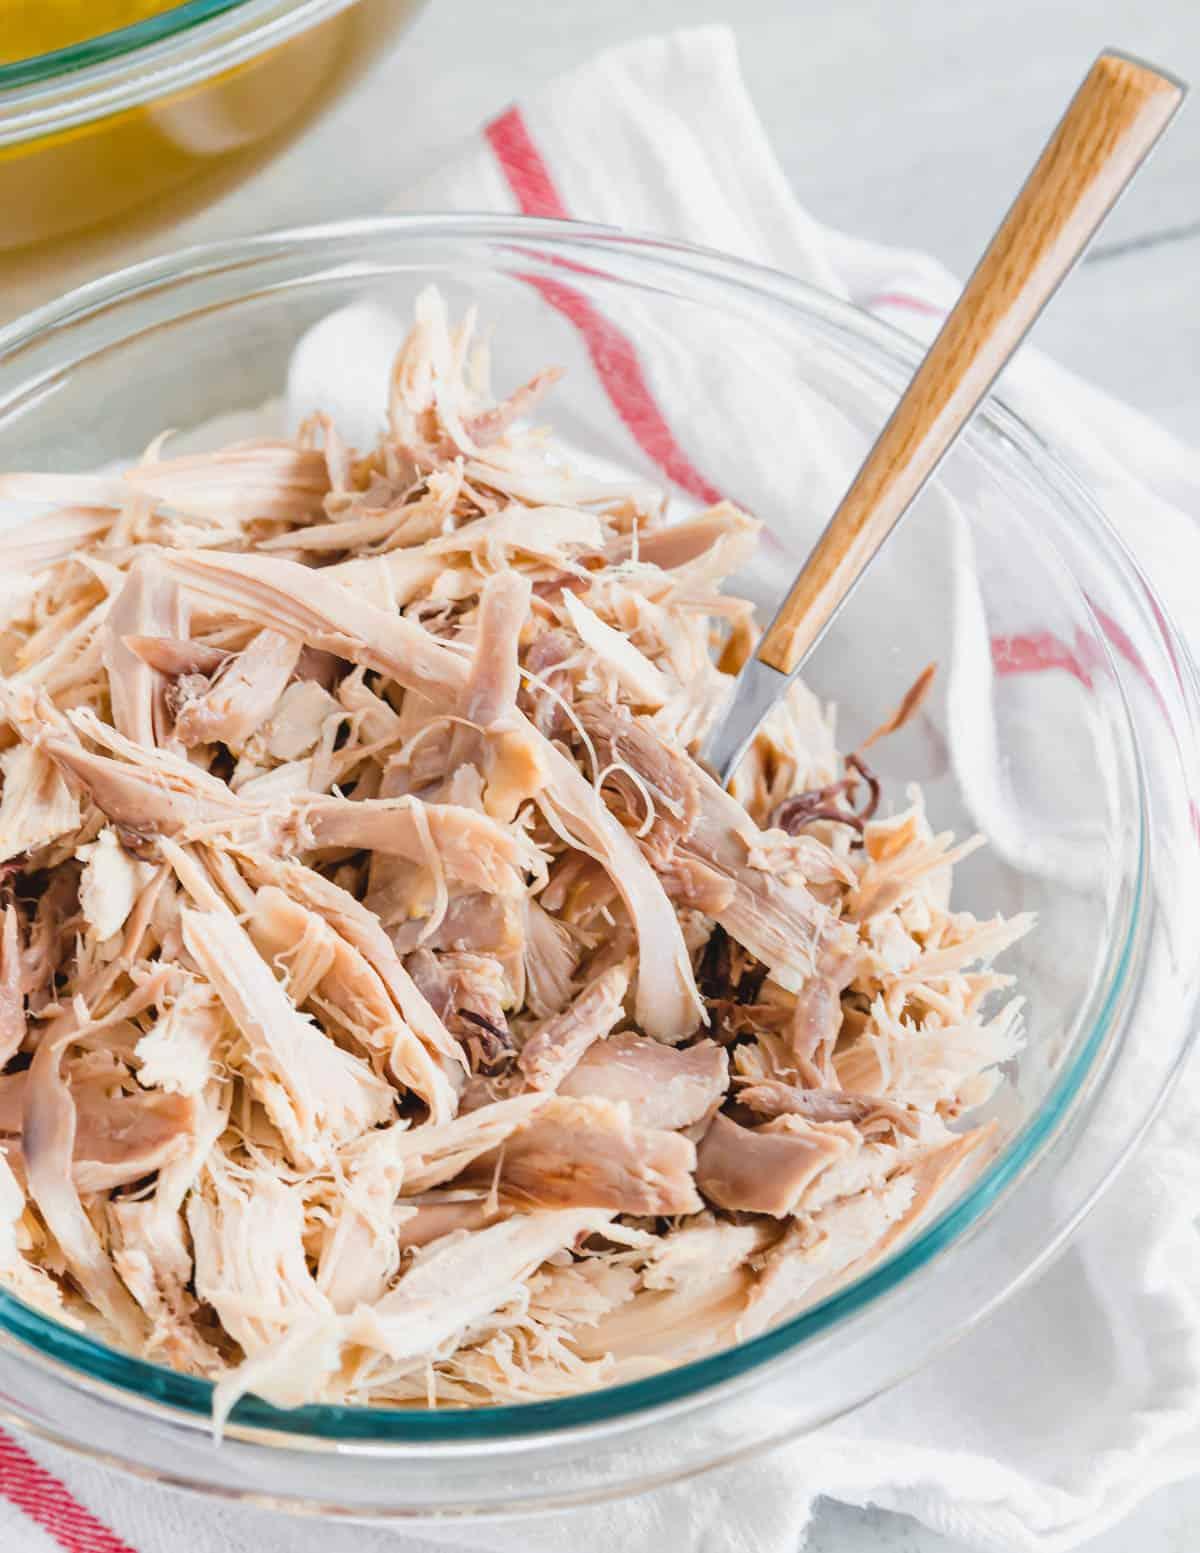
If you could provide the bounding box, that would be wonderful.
[0,214,1191,1461]
[0,0,245,91]
[0,0,364,145]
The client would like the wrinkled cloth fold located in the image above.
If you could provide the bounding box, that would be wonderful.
[6,24,1200,1553]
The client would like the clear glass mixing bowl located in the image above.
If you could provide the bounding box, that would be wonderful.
[0,216,1196,1520]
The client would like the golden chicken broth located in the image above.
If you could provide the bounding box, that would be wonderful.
[0,0,184,66]
[0,0,420,250]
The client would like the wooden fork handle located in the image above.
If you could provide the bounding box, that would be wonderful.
[756,51,1185,676]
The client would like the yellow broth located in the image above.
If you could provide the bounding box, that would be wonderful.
[1,1,184,67]
[0,0,419,250]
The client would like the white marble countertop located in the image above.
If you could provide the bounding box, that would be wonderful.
[2,3,1199,1548]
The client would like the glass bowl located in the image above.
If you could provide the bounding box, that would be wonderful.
[0,216,1197,1520]
[0,0,423,250]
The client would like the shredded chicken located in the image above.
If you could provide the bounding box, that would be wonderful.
[560,1030,729,1131]
[518,964,630,1090]
[0,291,1030,1418]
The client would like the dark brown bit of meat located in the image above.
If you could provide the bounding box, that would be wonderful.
[705,988,799,1049]
[0,856,28,886]
[697,925,767,1013]
[696,928,728,997]
[704,999,755,1047]
[10,866,44,907]
[860,662,937,751]
[845,753,881,822]
[456,1007,516,1074]
[455,1007,506,1041]
[771,783,858,836]
[109,1172,160,1203]
[780,800,865,836]
[770,751,881,842]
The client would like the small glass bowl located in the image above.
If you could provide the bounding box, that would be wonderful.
[0,0,423,250]
[0,216,1197,1520]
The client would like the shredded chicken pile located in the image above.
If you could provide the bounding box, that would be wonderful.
[0,291,1030,1420]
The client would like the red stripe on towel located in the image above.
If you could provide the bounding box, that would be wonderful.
[991,631,1094,687]
[485,107,723,505]
[867,291,944,317]
[1092,602,1165,710]
[0,1429,136,1553]
[485,107,569,219]
[515,271,723,503]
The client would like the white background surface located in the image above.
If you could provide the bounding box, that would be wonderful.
[2,2,1199,1548]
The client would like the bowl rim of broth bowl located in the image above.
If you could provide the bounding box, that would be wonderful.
[0,217,1196,1506]
[0,0,365,146]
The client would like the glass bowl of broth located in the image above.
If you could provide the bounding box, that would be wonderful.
[0,0,423,250]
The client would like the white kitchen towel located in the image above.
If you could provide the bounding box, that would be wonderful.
[5,24,1200,1553]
